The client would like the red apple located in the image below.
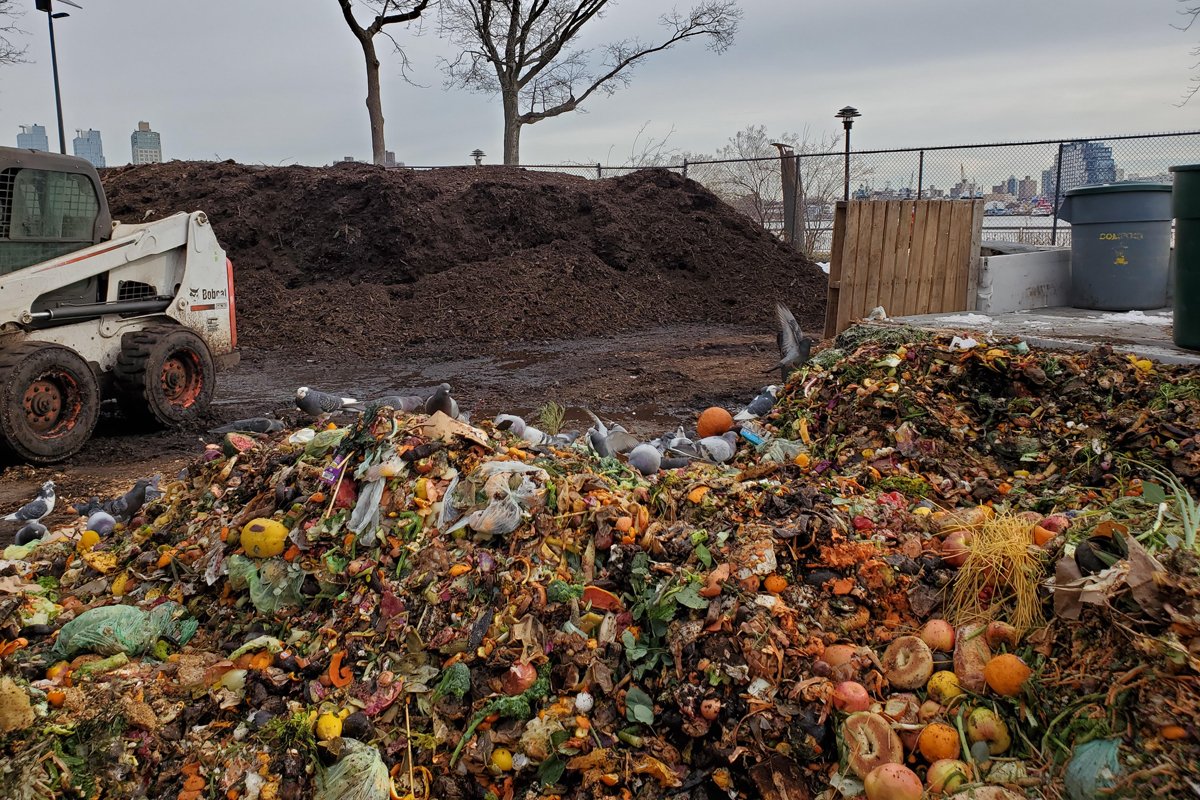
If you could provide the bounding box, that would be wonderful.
[940,530,972,567]
[833,681,871,713]
[864,763,923,800]
[920,619,956,652]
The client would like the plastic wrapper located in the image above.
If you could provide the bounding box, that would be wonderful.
[315,738,391,800]
[52,601,197,658]
[227,555,306,614]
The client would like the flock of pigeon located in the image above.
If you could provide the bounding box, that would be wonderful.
[5,477,161,546]
[3,305,814,526]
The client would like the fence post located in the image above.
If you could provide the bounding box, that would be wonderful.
[1051,142,1065,246]
[916,149,925,200]
[597,163,603,179]
[682,159,688,180]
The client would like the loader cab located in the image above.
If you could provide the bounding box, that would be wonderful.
[0,146,112,307]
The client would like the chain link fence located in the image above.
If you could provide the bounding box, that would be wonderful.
[408,131,1200,259]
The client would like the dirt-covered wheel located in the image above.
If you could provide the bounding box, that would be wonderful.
[115,324,216,426]
[0,341,101,463]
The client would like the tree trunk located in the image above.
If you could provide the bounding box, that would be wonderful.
[360,36,387,166]
[502,90,521,165]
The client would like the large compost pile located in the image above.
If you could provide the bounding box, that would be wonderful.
[1,328,1198,800]
[99,163,828,354]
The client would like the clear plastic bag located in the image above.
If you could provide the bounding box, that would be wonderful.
[227,555,306,614]
[315,738,391,800]
[52,601,197,658]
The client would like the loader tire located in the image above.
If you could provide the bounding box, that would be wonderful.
[115,325,215,426]
[0,342,101,464]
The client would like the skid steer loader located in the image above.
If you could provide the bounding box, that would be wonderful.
[0,146,238,463]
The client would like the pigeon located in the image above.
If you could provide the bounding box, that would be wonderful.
[424,383,460,418]
[86,511,117,536]
[627,444,662,475]
[4,481,55,523]
[363,394,425,414]
[770,303,814,382]
[734,385,779,421]
[697,431,739,463]
[493,414,528,436]
[209,417,285,435]
[295,386,360,418]
[14,521,48,546]
[585,411,639,457]
[72,477,158,522]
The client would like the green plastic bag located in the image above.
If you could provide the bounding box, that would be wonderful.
[227,555,306,615]
[53,602,197,658]
[1065,738,1123,800]
[315,738,391,800]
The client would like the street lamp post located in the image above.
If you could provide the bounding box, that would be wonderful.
[835,106,861,202]
[35,0,82,155]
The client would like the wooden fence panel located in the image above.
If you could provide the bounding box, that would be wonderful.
[825,200,983,336]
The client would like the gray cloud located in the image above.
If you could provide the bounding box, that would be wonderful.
[0,0,1194,167]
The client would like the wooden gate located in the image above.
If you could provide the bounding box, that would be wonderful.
[824,200,984,338]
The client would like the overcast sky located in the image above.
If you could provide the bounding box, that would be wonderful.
[0,0,1196,167]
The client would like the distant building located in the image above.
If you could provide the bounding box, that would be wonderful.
[131,121,162,164]
[72,129,105,168]
[17,124,49,152]
[1017,176,1037,201]
[1005,175,1018,195]
[384,150,396,168]
[1041,168,1057,201]
[1044,140,1116,203]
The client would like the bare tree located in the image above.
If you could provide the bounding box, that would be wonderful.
[1178,2,1200,104]
[0,1,27,66]
[692,125,860,256]
[337,0,432,165]
[438,0,741,165]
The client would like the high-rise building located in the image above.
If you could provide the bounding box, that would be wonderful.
[1006,175,1018,195]
[130,121,162,164]
[72,129,106,168]
[1017,176,1037,201]
[1041,141,1117,205]
[17,124,49,151]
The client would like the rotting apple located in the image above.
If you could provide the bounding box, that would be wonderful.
[833,681,872,713]
[863,763,923,800]
[919,619,956,652]
[926,758,971,795]
[967,707,1012,755]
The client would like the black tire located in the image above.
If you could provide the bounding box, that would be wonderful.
[0,342,101,464]
[114,324,216,426]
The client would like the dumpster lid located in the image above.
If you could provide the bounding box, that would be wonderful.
[1169,164,1200,173]
[1064,182,1172,196]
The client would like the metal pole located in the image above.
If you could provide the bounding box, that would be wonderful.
[916,149,925,200]
[1050,141,1065,246]
[596,163,602,179]
[843,126,852,202]
[682,159,688,180]
[48,13,66,154]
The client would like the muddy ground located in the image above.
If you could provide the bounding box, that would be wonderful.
[0,323,785,538]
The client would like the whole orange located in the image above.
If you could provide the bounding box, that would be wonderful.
[916,722,961,762]
[983,654,1032,697]
[697,407,734,438]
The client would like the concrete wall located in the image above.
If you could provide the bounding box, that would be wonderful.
[975,249,1071,314]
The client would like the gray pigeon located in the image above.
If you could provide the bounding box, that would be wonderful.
[86,511,117,536]
[72,477,157,522]
[424,383,460,418]
[4,481,55,523]
[493,414,528,436]
[585,411,639,457]
[697,431,739,463]
[295,386,360,417]
[209,417,285,435]
[14,521,48,546]
[734,385,779,421]
[364,394,425,414]
[627,444,662,475]
[770,303,813,382]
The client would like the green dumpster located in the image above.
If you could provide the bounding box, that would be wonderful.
[1169,165,1200,350]
[1058,183,1173,311]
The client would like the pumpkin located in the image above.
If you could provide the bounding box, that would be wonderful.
[241,518,288,558]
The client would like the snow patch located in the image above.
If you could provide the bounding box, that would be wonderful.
[936,313,994,326]
[1091,310,1173,327]
[817,261,831,274]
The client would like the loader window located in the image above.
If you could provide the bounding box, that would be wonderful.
[0,168,100,276]
[9,168,99,241]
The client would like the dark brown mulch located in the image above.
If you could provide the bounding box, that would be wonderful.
[101,162,827,356]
